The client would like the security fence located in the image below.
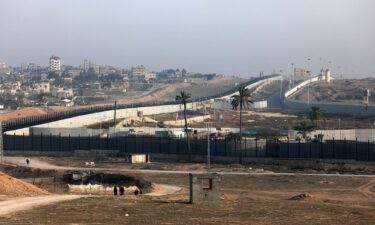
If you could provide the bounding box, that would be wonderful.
[3,133,375,161]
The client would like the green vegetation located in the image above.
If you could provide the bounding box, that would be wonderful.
[231,86,253,139]
[175,91,192,155]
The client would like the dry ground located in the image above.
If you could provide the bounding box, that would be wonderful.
[293,78,375,105]
[0,172,374,224]
[1,157,375,224]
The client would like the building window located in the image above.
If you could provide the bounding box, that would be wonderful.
[201,178,212,190]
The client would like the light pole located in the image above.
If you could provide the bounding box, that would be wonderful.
[291,63,294,87]
[307,58,311,105]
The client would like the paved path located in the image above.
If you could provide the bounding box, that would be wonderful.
[0,195,82,216]
[5,156,375,178]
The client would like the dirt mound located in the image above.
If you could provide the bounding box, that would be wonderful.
[289,193,318,201]
[0,172,49,196]
[221,193,240,202]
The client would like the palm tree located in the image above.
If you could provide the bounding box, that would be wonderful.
[309,106,321,128]
[175,91,191,156]
[294,121,315,140]
[231,86,253,139]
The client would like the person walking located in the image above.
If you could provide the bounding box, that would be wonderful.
[113,186,118,196]
[26,158,30,166]
[119,186,124,196]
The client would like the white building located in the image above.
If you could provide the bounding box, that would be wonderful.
[49,55,61,72]
[0,61,7,69]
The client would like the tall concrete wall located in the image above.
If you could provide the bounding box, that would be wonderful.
[220,75,282,99]
[8,102,200,135]
[283,75,373,114]
[283,98,375,114]
[6,75,282,135]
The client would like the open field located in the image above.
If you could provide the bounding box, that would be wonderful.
[1,157,375,224]
[0,170,375,224]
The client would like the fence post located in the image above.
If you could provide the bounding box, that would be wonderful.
[309,139,312,158]
[59,133,61,152]
[255,138,258,157]
[320,139,323,159]
[159,136,162,153]
[234,138,237,158]
[88,134,91,150]
[30,133,33,151]
[344,138,347,159]
[332,137,335,159]
[214,136,217,156]
[50,133,52,151]
[265,137,268,157]
[13,133,16,151]
[225,138,227,156]
[355,137,358,161]
[244,137,247,158]
[298,139,300,158]
[107,133,109,150]
[287,137,289,158]
[22,133,25,154]
[69,134,71,151]
[368,140,370,161]
[78,134,81,150]
[40,133,43,152]
[168,137,171,154]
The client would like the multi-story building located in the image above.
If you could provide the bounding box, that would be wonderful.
[131,65,157,81]
[294,68,310,76]
[49,55,61,72]
[81,59,99,73]
[0,61,7,69]
[33,82,50,94]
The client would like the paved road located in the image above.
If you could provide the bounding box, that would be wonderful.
[5,156,375,178]
[0,195,82,217]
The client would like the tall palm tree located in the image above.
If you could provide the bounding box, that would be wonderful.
[309,106,321,128]
[231,86,253,139]
[175,91,192,156]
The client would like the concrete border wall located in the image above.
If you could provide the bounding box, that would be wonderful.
[6,75,283,135]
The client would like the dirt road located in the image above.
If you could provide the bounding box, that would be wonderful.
[4,156,375,178]
[0,195,82,217]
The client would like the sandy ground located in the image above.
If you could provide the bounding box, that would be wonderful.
[1,156,375,224]
[5,157,375,178]
[0,195,82,217]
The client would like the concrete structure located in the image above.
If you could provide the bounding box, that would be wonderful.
[8,102,201,135]
[49,55,61,72]
[0,61,7,69]
[288,128,375,142]
[189,173,221,204]
[210,99,267,109]
[129,154,149,163]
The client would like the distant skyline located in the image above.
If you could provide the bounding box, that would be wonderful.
[0,0,374,78]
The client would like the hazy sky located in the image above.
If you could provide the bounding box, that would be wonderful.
[0,0,374,78]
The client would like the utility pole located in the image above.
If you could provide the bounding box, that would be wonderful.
[307,80,310,105]
[279,77,283,99]
[291,63,294,88]
[0,121,3,163]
